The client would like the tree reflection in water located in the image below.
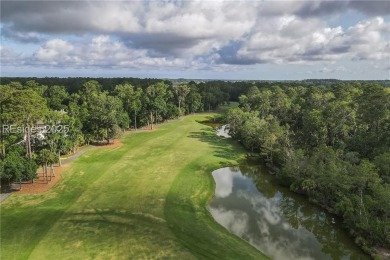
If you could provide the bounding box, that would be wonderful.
[208,165,369,260]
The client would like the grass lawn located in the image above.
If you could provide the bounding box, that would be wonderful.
[0,113,268,259]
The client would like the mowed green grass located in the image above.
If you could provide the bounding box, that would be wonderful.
[1,114,268,260]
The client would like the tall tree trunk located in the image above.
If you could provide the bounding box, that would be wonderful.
[26,122,32,159]
[28,127,32,158]
[41,164,44,181]
[25,133,29,157]
[134,111,137,130]
[51,164,55,178]
[19,178,22,190]
[25,121,29,158]
[150,112,153,130]
[58,150,62,166]
[45,163,48,183]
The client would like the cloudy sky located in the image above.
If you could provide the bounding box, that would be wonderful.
[1,0,389,80]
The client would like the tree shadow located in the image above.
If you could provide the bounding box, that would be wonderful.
[188,126,245,166]
[195,115,224,128]
[64,209,168,238]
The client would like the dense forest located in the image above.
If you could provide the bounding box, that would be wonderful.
[0,78,389,254]
[226,82,390,253]
[0,79,234,187]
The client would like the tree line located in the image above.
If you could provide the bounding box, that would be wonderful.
[226,82,390,253]
[1,77,389,254]
[0,79,231,188]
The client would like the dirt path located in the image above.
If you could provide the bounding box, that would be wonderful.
[0,141,121,202]
[61,145,93,164]
[12,164,70,194]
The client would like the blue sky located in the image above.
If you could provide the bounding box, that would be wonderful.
[1,0,389,80]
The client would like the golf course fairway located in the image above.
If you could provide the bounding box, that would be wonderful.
[0,114,268,259]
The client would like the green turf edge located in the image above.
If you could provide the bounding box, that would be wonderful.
[165,160,269,259]
[164,128,269,259]
[1,114,269,259]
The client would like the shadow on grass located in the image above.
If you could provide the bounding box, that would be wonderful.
[6,208,173,258]
[195,115,224,128]
[163,129,268,259]
[0,206,66,259]
[65,209,166,228]
[188,126,245,166]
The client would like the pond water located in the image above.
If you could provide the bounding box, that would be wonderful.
[216,124,231,138]
[208,164,370,260]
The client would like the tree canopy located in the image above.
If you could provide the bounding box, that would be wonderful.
[226,82,390,250]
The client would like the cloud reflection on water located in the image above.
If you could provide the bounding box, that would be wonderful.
[208,167,367,260]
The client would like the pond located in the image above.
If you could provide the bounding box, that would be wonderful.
[216,124,231,138]
[208,164,370,259]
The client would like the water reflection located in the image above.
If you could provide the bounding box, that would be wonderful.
[216,124,231,138]
[208,166,369,260]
